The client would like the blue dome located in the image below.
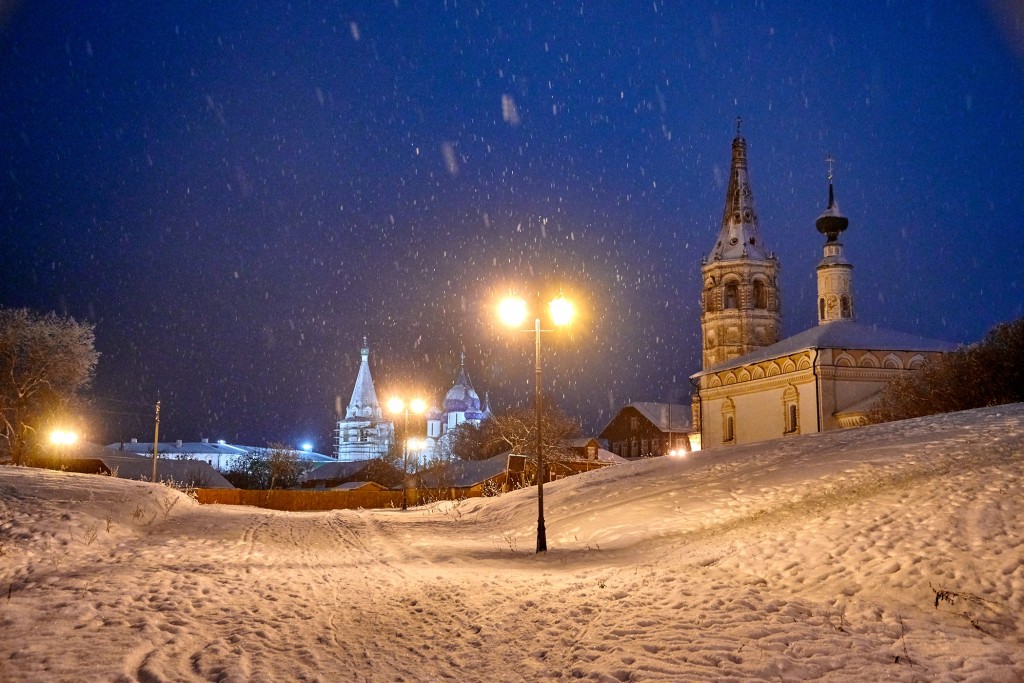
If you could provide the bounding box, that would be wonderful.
[444,368,480,413]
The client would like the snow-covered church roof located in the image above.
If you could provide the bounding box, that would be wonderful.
[693,320,955,377]
[345,337,381,419]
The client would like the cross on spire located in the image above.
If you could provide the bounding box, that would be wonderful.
[735,115,743,138]
[826,154,835,183]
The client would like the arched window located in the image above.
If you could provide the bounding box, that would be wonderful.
[722,399,736,444]
[704,285,716,313]
[819,297,826,321]
[724,283,739,309]
[783,385,799,435]
[841,295,851,318]
[753,280,768,309]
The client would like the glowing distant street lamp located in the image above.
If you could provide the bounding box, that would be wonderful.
[301,442,313,452]
[49,430,78,447]
[388,396,426,510]
[498,294,576,553]
[49,429,78,465]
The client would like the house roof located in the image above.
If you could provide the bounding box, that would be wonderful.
[54,442,234,488]
[331,481,386,491]
[301,460,375,482]
[564,436,600,448]
[599,402,693,438]
[592,448,629,464]
[109,441,335,463]
[418,453,509,488]
[692,320,955,377]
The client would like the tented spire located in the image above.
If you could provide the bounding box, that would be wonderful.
[346,337,380,418]
[708,119,770,261]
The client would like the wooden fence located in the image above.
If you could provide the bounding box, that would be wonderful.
[194,487,474,512]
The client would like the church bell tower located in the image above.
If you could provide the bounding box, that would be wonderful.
[815,157,854,324]
[700,119,782,369]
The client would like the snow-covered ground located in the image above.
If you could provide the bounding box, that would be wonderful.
[1,404,1022,682]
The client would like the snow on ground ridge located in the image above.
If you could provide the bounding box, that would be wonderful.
[0,404,1022,682]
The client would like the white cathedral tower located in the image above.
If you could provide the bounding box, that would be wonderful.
[334,338,394,461]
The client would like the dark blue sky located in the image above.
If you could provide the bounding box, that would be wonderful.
[3,2,1022,449]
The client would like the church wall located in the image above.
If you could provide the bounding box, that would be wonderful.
[698,347,947,447]
[816,348,945,430]
[699,357,819,448]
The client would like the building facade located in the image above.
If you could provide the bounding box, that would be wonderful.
[599,402,695,459]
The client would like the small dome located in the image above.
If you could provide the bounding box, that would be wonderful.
[444,375,481,413]
[816,178,848,241]
[443,360,482,413]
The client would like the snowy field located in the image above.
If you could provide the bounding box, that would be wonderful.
[1,405,1022,682]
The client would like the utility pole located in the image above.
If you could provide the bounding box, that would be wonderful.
[151,400,161,483]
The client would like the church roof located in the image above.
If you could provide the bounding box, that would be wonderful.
[816,158,849,241]
[692,320,955,377]
[348,338,379,413]
[443,355,481,413]
[707,120,772,262]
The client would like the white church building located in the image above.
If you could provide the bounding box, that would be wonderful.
[421,354,492,465]
[335,344,491,464]
[690,124,952,449]
[334,339,395,462]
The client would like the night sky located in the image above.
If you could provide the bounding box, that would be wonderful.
[3,2,1022,450]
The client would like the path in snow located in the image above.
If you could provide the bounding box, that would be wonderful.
[1,404,1022,681]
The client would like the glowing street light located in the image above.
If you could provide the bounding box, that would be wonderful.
[498,294,576,553]
[49,429,78,466]
[301,442,313,452]
[388,396,426,510]
[49,430,78,446]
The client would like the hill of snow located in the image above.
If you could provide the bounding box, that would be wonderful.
[1,404,1022,682]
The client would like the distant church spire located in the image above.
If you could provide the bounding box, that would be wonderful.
[815,156,854,324]
[699,122,782,369]
[347,337,381,418]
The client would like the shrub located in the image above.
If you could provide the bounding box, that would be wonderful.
[866,318,1024,423]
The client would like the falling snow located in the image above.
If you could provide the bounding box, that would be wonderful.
[0,3,1022,446]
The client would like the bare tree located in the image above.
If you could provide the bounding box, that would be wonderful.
[485,401,582,466]
[265,442,304,490]
[0,307,98,465]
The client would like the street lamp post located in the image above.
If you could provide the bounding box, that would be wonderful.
[387,396,426,510]
[499,294,575,553]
